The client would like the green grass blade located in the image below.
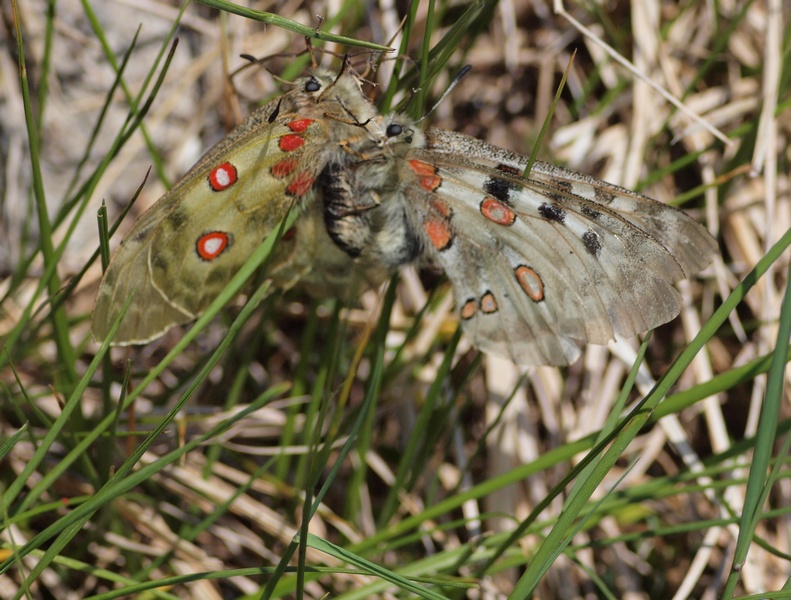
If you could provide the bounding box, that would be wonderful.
[196,0,391,51]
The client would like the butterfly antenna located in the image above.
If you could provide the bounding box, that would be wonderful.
[333,55,352,82]
[417,64,471,124]
[237,53,305,88]
[322,55,352,97]
[234,53,276,79]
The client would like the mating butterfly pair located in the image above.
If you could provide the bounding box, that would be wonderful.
[92,67,717,366]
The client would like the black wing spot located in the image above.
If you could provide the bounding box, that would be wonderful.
[496,164,521,176]
[483,176,516,204]
[481,164,523,204]
[539,202,566,224]
[582,230,602,257]
[166,206,188,231]
[131,224,154,242]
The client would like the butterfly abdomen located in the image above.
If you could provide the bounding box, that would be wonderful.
[319,158,423,267]
[320,162,368,258]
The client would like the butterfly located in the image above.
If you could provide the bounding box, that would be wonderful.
[92,68,389,345]
[93,67,717,366]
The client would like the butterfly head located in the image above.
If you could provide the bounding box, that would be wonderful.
[367,113,425,156]
[298,68,378,125]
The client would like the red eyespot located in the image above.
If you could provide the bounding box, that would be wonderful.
[196,232,231,261]
[430,198,452,218]
[481,197,516,226]
[208,163,238,191]
[480,292,498,313]
[515,266,544,302]
[460,299,478,320]
[408,159,436,176]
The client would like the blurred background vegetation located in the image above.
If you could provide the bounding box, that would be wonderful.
[1,0,789,598]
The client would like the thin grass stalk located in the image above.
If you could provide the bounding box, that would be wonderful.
[258,310,389,598]
[195,0,391,51]
[725,261,791,597]
[12,0,77,385]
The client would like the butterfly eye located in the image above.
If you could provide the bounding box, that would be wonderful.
[386,123,403,137]
[305,78,321,93]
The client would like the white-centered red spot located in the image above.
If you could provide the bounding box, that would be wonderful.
[279,134,305,152]
[515,265,544,302]
[480,291,498,314]
[196,231,231,261]
[481,197,516,226]
[208,163,238,191]
[408,159,442,191]
[287,118,314,133]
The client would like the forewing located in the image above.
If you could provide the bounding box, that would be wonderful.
[426,129,717,277]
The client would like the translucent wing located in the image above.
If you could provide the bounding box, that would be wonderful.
[425,129,716,277]
[92,70,377,344]
[384,127,716,365]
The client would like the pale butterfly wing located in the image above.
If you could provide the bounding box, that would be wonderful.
[425,129,716,278]
[336,118,716,366]
[92,70,378,345]
[409,130,715,365]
